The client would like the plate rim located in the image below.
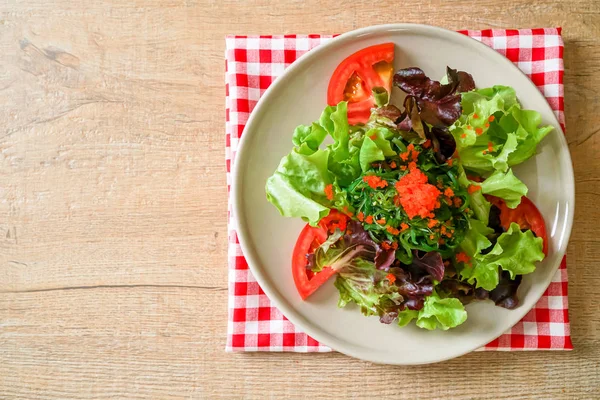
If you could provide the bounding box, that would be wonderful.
[231,23,574,365]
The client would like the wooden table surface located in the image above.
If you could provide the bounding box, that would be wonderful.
[1,1,599,398]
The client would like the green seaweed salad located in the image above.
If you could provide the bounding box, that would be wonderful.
[265,66,550,330]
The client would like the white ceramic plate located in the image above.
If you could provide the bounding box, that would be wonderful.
[232,24,574,364]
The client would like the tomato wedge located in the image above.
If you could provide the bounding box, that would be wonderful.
[327,43,395,125]
[488,195,548,255]
[292,210,350,300]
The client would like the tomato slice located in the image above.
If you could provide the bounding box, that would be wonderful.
[488,195,548,255]
[327,43,395,125]
[292,210,350,300]
[292,223,333,300]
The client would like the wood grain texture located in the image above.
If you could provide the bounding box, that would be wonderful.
[0,1,599,398]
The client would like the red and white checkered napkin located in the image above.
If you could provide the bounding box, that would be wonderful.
[225,29,573,352]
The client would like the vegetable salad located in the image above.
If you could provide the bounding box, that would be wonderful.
[265,44,549,330]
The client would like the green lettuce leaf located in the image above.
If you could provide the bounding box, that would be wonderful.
[459,222,545,290]
[359,136,385,172]
[480,222,545,279]
[480,169,528,208]
[265,149,332,225]
[457,132,519,174]
[367,127,396,156]
[457,164,526,220]
[503,108,554,166]
[267,101,366,223]
[469,189,492,223]
[459,218,493,257]
[397,309,419,327]
[458,258,500,291]
[291,101,362,185]
[359,128,396,172]
[292,122,328,153]
[396,291,467,330]
[451,86,552,175]
[325,102,362,185]
[457,165,491,223]
[372,87,389,107]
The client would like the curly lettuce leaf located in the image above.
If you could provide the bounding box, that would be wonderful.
[372,87,390,107]
[324,102,362,186]
[484,222,545,279]
[292,122,328,154]
[397,308,419,327]
[451,86,552,174]
[459,218,494,257]
[458,260,500,291]
[267,101,367,224]
[457,165,491,223]
[396,291,467,330]
[503,108,554,166]
[457,165,526,222]
[459,222,545,290]
[359,136,385,172]
[359,128,396,172]
[265,149,332,225]
[457,132,518,174]
[479,169,528,208]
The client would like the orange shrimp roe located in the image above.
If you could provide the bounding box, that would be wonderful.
[386,226,400,235]
[324,184,334,200]
[456,252,471,265]
[394,166,441,220]
[362,175,388,189]
[386,273,396,284]
[467,185,482,194]
[400,144,420,163]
